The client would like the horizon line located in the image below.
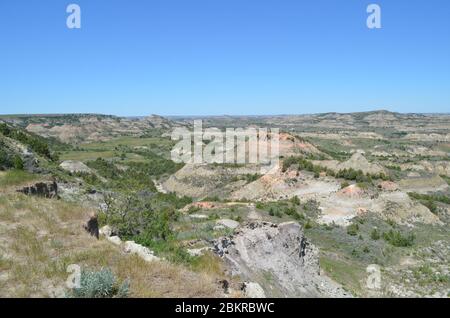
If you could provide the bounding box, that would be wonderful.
[1,109,450,118]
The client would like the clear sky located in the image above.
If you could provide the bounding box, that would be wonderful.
[0,0,449,116]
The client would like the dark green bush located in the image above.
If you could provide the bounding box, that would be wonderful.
[370,228,380,240]
[347,223,359,236]
[12,155,24,170]
[408,192,450,208]
[282,156,334,177]
[290,195,300,206]
[336,168,390,182]
[0,146,12,169]
[383,230,415,247]
[340,181,350,189]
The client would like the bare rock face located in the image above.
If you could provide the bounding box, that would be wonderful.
[214,221,351,298]
[17,181,58,199]
[241,282,266,298]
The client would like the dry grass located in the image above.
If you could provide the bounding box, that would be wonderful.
[0,170,40,190]
[0,188,226,298]
[190,252,224,276]
[114,255,220,297]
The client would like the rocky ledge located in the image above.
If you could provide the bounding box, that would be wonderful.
[214,221,352,298]
[17,181,58,199]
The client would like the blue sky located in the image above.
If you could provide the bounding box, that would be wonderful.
[0,0,449,116]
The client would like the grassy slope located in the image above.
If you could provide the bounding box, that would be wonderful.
[0,171,223,298]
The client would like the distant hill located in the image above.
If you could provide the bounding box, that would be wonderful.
[0,114,186,143]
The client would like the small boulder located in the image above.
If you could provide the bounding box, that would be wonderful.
[99,225,112,237]
[123,241,160,262]
[107,236,122,246]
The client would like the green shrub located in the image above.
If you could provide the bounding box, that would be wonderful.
[102,193,185,240]
[86,158,121,179]
[356,182,370,190]
[303,199,320,215]
[208,213,220,220]
[0,147,12,169]
[290,195,301,206]
[255,202,264,209]
[12,155,24,170]
[422,200,438,214]
[336,168,390,182]
[282,156,332,176]
[370,228,380,240]
[293,212,305,221]
[386,219,396,228]
[340,181,350,189]
[233,215,243,222]
[69,268,129,298]
[408,192,450,210]
[127,157,182,178]
[441,175,450,186]
[346,223,359,236]
[383,230,415,247]
[101,191,193,263]
[187,205,201,214]
[283,206,296,216]
[386,164,401,171]
[244,173,261,183]
[85,156,186,192]
[202,196,220,202]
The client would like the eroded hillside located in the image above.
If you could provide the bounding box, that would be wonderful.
[1,111,449,298]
